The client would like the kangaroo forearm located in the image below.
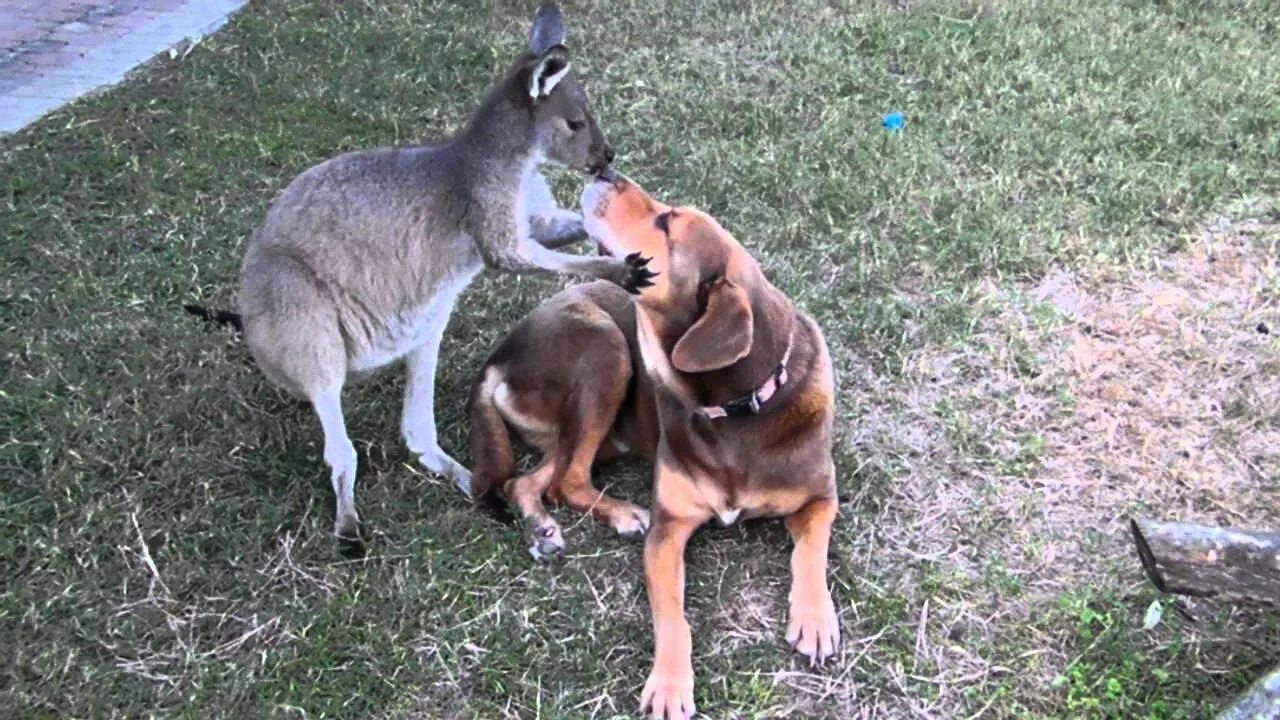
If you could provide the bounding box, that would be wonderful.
[529,213,588,249]
[480,248,556,275]
[483,243,621,280]
[533,228,588,250]
[542,252,621,280]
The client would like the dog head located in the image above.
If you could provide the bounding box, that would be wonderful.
[581,173,791,384]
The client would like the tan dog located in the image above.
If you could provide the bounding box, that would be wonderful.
[468,172,839,719]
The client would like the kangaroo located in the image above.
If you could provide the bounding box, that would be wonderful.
[196,2,655,542]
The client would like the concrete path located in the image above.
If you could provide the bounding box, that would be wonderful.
[0,0,246,134]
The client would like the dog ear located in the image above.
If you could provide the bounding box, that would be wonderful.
[527,45,571,100]
[528,2,566,55]
[672,278,754,373]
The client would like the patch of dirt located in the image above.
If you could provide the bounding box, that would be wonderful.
[823,204,1280,716]
[1032,219,1279,534]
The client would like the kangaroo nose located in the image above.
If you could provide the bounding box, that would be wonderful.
[604,145,615,164]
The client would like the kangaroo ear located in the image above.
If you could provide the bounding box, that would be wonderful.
[528,2,566,55]
[672,279,754,373]
[528,45,571,100]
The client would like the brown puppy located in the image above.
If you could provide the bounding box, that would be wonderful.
[469,279,657,558]
[468,173,839,719]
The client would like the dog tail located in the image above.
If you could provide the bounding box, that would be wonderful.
[467,365,516,506]
[184,303,243,332]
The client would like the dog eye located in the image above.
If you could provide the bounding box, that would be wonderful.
[567,119,586,131]
[654,211,671,234]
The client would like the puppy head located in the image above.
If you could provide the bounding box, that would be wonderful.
[581,173,758,374]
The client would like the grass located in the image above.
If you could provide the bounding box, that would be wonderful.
[2,0,1279,717]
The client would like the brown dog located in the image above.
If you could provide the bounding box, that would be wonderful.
[468,173,839,719]
[469,279,657,557]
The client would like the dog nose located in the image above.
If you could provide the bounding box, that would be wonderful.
[604,145,615,164]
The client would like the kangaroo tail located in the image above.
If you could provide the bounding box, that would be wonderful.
[467,366,517,515]
[184,304,243,332]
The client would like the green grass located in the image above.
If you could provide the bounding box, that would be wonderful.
[1043,590,1264,720]
[3,0,1279,717]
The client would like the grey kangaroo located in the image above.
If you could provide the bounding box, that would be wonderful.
[190,2,654,541]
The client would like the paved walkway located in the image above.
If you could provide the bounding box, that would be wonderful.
[0,0,246,134]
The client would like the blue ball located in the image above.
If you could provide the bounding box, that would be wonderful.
[882,112,905,131]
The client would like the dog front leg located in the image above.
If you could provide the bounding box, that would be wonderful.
[640,492,706,720]
[784,495,840,665]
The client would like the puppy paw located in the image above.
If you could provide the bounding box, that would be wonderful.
[526,518,564,561]
[640,666,695,720]
[611,504,651,538]
[619,252,658,294]
[786,590,840,666]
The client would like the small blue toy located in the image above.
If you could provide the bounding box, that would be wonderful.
[882,111,905,131]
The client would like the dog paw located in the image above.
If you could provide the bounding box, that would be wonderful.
[786,591,840,666]
[640,666,695,720]
[526,518,564,561]
[620,252,658,294]
[612,505,651,538]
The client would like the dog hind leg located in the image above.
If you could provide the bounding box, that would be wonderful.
[551,423,650,538]
[504,459,563,560]
[549,356,649,538]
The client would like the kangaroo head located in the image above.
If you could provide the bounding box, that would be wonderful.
[516,2,613,174]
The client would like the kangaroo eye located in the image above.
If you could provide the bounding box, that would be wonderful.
[567,119,586,131]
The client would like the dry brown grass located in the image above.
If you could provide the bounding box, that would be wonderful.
[1037,223,1279,529]
[828,202,1280,716]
